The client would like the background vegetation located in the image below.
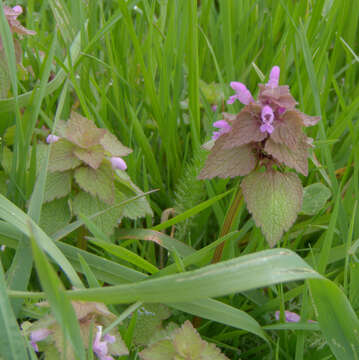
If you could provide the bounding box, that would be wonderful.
[0,0,359,359]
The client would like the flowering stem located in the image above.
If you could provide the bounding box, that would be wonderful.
[211,184,243,264]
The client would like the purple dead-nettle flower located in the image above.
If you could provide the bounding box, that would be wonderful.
[227,82,254,105]
[110,156,127,171]
[3,5,36,36]
[211,104,218,112]
[212,120,232,140]
[46,134,60,144]
[199,66,320,246]
[260,105,275,134]
[275,310,300,323]
[93,326,115,360]
[30,328,51,352]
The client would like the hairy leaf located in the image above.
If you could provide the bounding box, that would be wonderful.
[65,112,106,149]
[199,139,256,179]
[259,85,297,110]
[301,183,331,215]
[129,304,171,346]
[139,321,229,360]
[100,132,132,157]
[241,170,303,246]
[265,137,309,176]
[40,198,71,235]
[221,105,266,149]
[270,111,304,149]
[115,171,153,219]
[74,162,114,204]
[73,145,104,169]
[44,171,72,203]
[48,140,82,172]
[72,191,123,235]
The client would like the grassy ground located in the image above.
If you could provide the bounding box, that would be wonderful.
[0,0,359,359]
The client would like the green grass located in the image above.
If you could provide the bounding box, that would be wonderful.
[0,0,359,359]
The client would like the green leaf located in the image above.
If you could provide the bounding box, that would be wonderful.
[65,112,106,149]
[139,339,176,360]
[0,171,7,194]
[309,279,359,359]
[301,183,331,215]
[74,162,114,204]
[44,171,72,203]
[140,320,229,360]
[72,191,122,235]
[129,304,171,346]
[199,140,256,179]
[73,145,104,169]
[0,49,10,98]
[40,198,71,235]
[115,171,153,219]
[48,140,82,172]
[68,248,320,304]
[241,170,303,246]
[0,146,13,175]
[99,131,132,157]
[0,262,28,360]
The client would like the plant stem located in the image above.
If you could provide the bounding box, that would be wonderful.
[211,184,243,264]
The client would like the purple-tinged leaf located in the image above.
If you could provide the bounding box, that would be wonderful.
[221,104,266,149]
[74,145,105,169]
[65,112,106,149]
[198,139,256,179]
[259,85,297,110]
[241,170,303,247]
[100,132,132,157]
[270,110,304,149]
[265,137,309,176]
[74,162,114,204]
[48,140,82,172]
[294,110,320,127]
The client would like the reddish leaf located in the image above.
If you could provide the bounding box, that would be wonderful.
[65,112,106,149]
[294,110,320,127]
[74,145,104,169]
[241,170,303,246]
[198,139,256,179]
[265,137,309,176]
[259,85,297,110]
[221,104,266,149]
[270,110,304,149]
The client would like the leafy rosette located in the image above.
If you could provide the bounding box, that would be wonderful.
[41,112,152,235]
[199,67,320,246]
[24,301,128,359]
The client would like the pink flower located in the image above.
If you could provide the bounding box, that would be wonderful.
[266,66,280,88]
[212,120,232,140]
[227,82,254,105]
[110,157,127,170]
[275,310,300,323]
[46,135,60,144]
[211,104,218,112]
[3,5,36,36]
[93,326,115,360]
[30,328,51,352]
[260,105,275,134]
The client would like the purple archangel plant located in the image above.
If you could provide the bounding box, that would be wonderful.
[42,112,152,235]
[199,66,320,246]
[25,301,128,358]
